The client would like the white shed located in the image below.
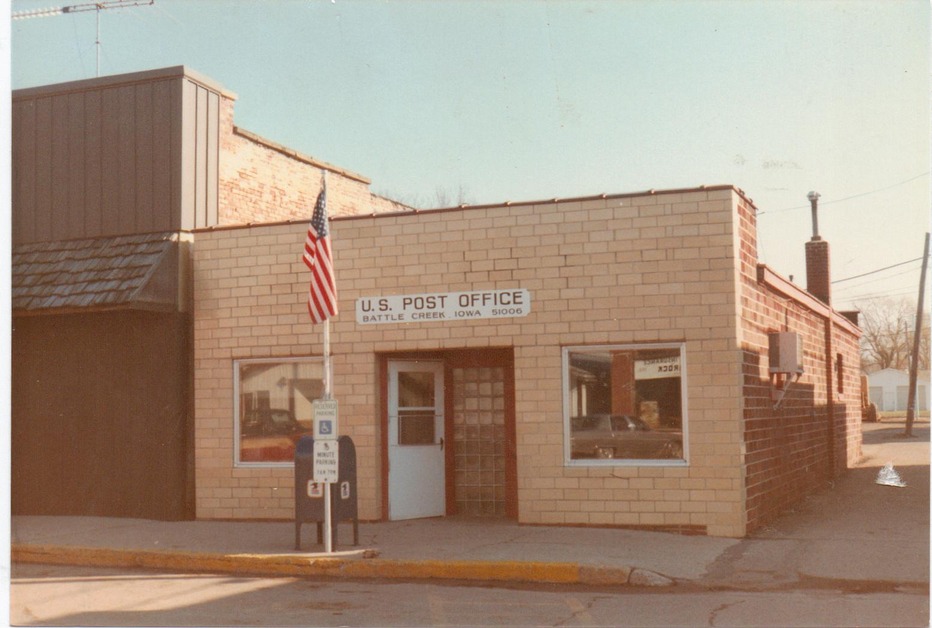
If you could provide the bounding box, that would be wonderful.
[867,368,930,412]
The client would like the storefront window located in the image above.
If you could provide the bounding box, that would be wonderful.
[234,358,323,466]
[563,344,687,465]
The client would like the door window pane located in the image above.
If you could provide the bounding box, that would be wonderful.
[398,410,436,445]
[398,371,436,407]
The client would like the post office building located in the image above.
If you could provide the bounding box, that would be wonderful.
[12,67,862,538]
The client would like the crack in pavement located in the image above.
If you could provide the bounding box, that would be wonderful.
[707,599,746,626]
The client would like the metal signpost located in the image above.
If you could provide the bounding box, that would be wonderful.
[313,399,338,553]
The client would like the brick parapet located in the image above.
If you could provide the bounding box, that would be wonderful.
[215,98,410,227]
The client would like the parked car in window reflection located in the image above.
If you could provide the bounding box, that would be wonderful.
[242,408,303,437]
[570,414,683,460]
[240,408,310,462]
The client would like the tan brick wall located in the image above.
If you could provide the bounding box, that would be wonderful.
[193,187,755,535]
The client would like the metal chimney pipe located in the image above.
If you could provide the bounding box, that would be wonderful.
[807,191,821,240]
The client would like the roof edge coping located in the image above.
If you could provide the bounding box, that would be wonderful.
[233,127,370,184]
[193,184,752,234]
[13,65,237,101]
[757,264,861,336]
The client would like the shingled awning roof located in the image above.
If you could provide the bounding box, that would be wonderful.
[13,232,184,314]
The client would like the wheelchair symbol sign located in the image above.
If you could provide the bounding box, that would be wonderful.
[313,399,339,439]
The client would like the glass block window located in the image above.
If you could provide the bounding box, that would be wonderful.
[453,367,506,516]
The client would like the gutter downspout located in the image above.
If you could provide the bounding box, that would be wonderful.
[824,317,836,479]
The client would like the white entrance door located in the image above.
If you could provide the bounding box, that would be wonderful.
[388,360,446,520]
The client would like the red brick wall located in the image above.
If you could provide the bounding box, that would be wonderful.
[805,239,831,305]
[216,97,409,226]
[736,198,861,533]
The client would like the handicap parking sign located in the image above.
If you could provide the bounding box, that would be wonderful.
[313,399,339,439]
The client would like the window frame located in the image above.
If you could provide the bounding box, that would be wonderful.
[232,356,323,468]
[562,342,689,468]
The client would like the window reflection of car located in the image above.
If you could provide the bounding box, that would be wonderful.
[570,414,683,460]
[240,409,307,462]
[242,408,303,436]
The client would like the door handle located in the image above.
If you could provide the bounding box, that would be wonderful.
[439,437,444,451]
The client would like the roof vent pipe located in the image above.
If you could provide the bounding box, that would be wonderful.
[808,191,821,240]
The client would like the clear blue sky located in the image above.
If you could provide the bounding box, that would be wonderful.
[8,0,931,310]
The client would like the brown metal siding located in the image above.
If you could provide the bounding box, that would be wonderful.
[50,95,70,240]
[84,90,103,235]
[34,97,53,239]
[135,81,155,233]
[180,80,221,230]
[206,89,220,226]
[65,91,86,238]
[153,79,175,232]
[118,86,139,234]
[100,86,122,234]
[13,71,224,244]
[179,80,197,229]
[11,97,35,241]
[194,84,209,227]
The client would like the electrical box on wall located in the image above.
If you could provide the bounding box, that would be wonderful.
[769,332,804,374]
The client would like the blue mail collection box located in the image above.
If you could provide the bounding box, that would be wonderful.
[294,435,358,551]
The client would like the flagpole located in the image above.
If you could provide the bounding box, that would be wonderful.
[323,322,332,399]
[321,169,333,403]
[303,168,337,554]
[320,171,333,554]
[320,317,331,551]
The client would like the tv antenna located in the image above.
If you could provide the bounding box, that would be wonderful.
[13,0,155,77]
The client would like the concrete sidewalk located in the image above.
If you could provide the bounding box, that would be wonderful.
[10,420,930,590]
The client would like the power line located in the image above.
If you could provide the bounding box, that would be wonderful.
[832,257,923,284]
[834,267,921,293]
[840,285,930,303]
[758,171,930,216]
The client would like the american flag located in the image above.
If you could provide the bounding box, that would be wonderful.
[302,181,338,324]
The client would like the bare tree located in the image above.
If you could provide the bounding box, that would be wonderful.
[375,186,474,210]
[432,185,472,208]
[857,297,930,372]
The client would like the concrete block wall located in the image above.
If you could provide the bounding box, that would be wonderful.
[193,187,753,536]
[735,196,862,533]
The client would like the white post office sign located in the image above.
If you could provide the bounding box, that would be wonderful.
[356,289,531,325]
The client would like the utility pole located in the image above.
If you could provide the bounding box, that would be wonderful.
[905,232,930,437]
[12,0,154,77]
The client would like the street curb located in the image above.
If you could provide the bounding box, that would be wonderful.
[12,544,653,587]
